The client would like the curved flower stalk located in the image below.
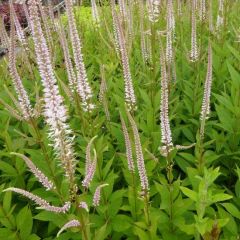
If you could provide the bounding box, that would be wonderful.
[57,219,81,237]
[82,136,97,188]
[216,0,224,31]
[11,153,54,190]
[93,183,109,207]
[91,0,100,24]
[190,0,199,62]
[28,0,77,197]
[147,0,161,23]
[79,201,89,212]
[64,0,94,111]
[199,0,206,21]
[114,10,136,111]
[4,188,70,213]
[126,111,149,193]
[8,8,33,121]
[57,20,76,93]
[82,147,97,188]
[120,114,135,172]
[200,43,212,140]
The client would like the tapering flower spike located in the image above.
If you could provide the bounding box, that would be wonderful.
[199,0,206,21]
[64,0,94,111]
[114,10,136,111]
[28,0,77,197]
[190,0,199,62]
[120,114,135,172]
[200,43,213,140]
[57,220,81,237]
[4,188,70,213]
[166,0,174,65]
[10,2,28,49]
[139,0,150,63]
[126,111,149,193]
[11,153,54,190]
[110,0,120,55]
[91,0,100,23]
[82,136,97,188]
[93,184,109,207]
[159,44,195,156]
[82,149,97,188]
[159,45,173,154]
[147,0,161,23]
[8,5,33,121]
[57,20,76,93]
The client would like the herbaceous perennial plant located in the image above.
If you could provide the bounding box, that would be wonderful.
[0,0,239,239]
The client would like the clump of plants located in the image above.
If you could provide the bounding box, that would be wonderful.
[0,0,240,239]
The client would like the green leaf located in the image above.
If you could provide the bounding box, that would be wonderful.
[112,215,132,232]
[180,187,197,201]
[16,206,32,239]
[221,203,240,220]
[211,193,232,203]
[94,223,108,240]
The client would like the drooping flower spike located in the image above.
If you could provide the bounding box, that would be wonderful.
[57,220,81,237]
[4,188,70,213]
[11,153,54,190]
[93,184,109,207]
[126,111,149,193]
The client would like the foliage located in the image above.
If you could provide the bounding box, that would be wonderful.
[0,1,240,240]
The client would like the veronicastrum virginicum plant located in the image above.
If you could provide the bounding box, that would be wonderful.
[0,0,239,239]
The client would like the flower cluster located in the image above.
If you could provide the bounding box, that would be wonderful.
[148,0,161,23]
[127,111,149,193]
[200,43,213,139]
[113,8,136,110]
[28,0,76,195]
[65,0,94,111]
[190,0,199,62]
[8,5,33,121]
[57,219,81,237]
[4,188,70,213]
[93,184,109,207]
[120,114,135,172]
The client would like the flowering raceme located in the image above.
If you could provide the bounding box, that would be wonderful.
[64,0,94,111]
[27,0,77,196]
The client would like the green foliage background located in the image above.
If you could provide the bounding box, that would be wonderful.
[0,1,240,240]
